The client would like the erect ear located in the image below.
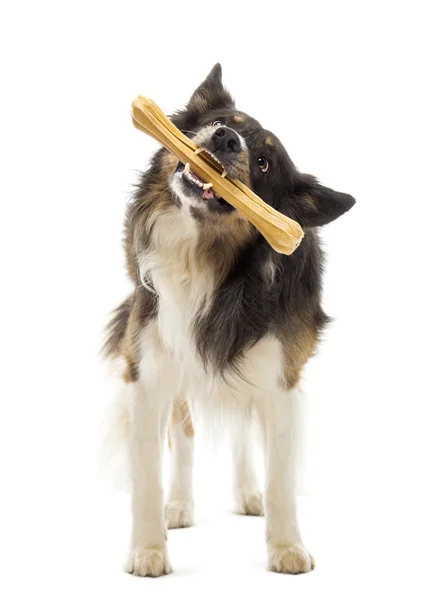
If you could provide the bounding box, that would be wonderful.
[187,63,235,114]
[295,174,356,227]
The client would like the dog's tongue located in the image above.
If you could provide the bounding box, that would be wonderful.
[202,188,214,200]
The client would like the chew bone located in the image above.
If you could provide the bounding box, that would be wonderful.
[131,96,304,255]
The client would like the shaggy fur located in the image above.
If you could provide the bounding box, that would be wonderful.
[103,63,355,577]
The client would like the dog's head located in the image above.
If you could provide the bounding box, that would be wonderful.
[170,63,355,229]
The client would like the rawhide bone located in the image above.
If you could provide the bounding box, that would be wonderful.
[131,96,304,255]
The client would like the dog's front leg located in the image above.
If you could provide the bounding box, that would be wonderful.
[255,389,314,574]
[125,353,176,577]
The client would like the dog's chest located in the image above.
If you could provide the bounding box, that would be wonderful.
[153,281,281,392]
[153,266,211,364]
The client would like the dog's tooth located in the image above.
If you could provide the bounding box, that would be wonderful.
[221,169,227,178]
[194,148,203,155]
[202,182,213,190]
[184,162,190,173]
[206,151,223,166]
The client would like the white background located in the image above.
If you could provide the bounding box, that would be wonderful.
[1,1,440,598]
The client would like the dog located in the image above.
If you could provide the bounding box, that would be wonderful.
[103,63,355,577]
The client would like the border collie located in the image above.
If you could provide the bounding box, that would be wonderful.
[103,63,355,576]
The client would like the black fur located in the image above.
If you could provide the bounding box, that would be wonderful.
[195,231,330,377]
[106,64,355,379]
[181,65,354,374]
[174,64,355,229]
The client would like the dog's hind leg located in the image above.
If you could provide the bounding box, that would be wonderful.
[231,412,264,516]
[165,396,195,529]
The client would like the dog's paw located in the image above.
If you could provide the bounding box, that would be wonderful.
[268,544,314,574]
[125,547,172,577]
[165,498,194,529]
[234,490,264,516]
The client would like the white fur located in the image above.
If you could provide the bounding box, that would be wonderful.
[191,124,247,153]
[138,204,214,362]
[231,416,264,516]
[107,184,312,576]
[262,256,278,286]
[165,409,194,529]
[99,377,131,492]
[254,387,313,572]
[125,324,175,576]
[169,124,247,214]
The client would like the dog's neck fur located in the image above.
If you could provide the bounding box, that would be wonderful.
[138,201,222,360]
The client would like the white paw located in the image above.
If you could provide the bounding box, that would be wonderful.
[165,498,194,529]
[268,544,315,574]
[234,490,264,516]
[125,547,172,577]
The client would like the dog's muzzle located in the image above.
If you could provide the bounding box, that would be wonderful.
[173,125,249,213]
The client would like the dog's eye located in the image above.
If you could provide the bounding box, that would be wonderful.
[212,119,225,127]
[257,157,269,173]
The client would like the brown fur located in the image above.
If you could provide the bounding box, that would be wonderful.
[104,63,354,391]
[106,145,257,380]
[301,194,319,214]
[102,69,355,581]
[171,397,195,437]
[168,397,195,449]
[102,296,133,359]
[120,287,157,382]
[279,315,320,390]
[103,287,157,381]
[123,152,178,283]
[192,211,255,282]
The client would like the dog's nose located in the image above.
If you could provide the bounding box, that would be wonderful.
[213,127,241,153]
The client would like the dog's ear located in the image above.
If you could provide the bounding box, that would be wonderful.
[187,63,235,114]
[295,174,356,227]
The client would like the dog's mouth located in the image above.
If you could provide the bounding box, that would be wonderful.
[175,161,234,213]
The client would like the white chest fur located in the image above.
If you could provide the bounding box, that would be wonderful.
[138,208,214,363]
[137,207,284,404]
